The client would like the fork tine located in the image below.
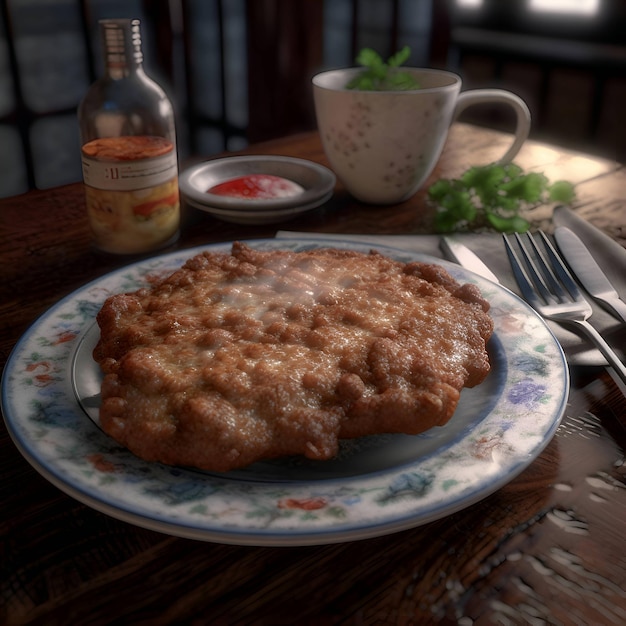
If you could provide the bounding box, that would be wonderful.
[509,233,556,304]
[536,231,585,302]
[502,234,542,306]
[520,232,566,300]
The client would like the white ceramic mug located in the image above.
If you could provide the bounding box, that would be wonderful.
[312,67,531,204]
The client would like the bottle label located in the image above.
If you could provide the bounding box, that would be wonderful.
[80,136,180,254]
[81,150,178,191]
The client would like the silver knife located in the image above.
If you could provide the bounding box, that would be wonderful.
[439,237,500,283]
[554,226,626,323]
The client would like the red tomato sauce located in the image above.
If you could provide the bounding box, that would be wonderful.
[208,174,304,199]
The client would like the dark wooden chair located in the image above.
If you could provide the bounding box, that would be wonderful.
[0,0,95,192]
[146,0,450,146]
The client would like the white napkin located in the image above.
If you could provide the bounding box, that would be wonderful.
[276,229,626,367]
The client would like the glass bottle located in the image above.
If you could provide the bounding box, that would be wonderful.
[78,18,180,255]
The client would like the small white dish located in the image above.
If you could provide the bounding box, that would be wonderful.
[184,191,334,225]
[179,156,336,224]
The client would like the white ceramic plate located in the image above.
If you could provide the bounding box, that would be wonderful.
[1,239,568,546]
[179,156,336,224]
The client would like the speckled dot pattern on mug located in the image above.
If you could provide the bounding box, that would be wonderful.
[314,69,459,204]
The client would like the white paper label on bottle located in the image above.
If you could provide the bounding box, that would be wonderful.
[81,151,178,191]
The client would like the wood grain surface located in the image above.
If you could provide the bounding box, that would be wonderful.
[1,123,625,625]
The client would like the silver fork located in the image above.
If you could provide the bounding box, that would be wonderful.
[503,231,626,386]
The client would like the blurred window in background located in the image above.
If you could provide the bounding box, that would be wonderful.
[528,0,600,16]
[449,0,626,160]
[456,0,602,14]
[456,0,483,8]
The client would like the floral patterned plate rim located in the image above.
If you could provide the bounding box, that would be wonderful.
[1,238,568,546]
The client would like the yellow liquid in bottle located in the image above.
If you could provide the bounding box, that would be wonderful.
[81,136,180,254]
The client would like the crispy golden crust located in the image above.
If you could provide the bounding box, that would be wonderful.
[93,242,494,472]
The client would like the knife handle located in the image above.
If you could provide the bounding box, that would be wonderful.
[603,296,626,324]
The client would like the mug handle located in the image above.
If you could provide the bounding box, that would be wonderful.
[454,89,531,164]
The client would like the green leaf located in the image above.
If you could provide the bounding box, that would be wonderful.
[493,195,520,214]
[388,46,411,67]
[503,163,523,179]
[432,187,476,232]
[462,165,506,205]
[485,212,530,233]
[461,165,504,188]
[434,186,471,214]
[346,74,372,90]
[355,48,383,69]
[520,172,548,202]
[448,192,475,220]
[435,210,461,233]
[498,176,527,198]
[386,70,419,91]
[427,179,453,202]
[347,46,419,91]
[548,180,576,204]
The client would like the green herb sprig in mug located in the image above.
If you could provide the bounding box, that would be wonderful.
[428,163,576,233]
[346,46,420,91]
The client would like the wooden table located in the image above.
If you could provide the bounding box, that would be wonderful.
[2,123,625,625]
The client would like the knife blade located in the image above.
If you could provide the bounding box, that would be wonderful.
[439,237,500,283]
[553,205,626,268]
[554,226,626,323]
